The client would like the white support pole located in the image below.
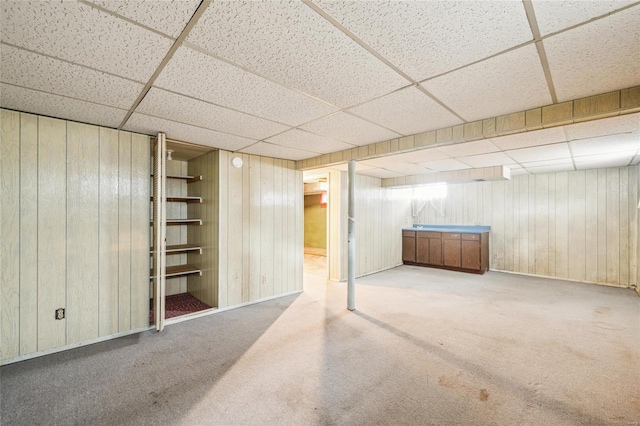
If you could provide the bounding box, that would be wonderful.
[347,160,356,311]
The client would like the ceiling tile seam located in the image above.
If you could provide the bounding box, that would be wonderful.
[181,41,343,111]
[128,111,263,143]
[539,1,640,42]
[523,0,558,104]
[263,125,360,149]
[76,0,176,40]
[118,0,212,130]
[301,0,468,123]
[0,41,147,85]
[0,81,130,113]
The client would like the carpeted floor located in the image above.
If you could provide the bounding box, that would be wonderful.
[150,293,212,322]
[1,257,639,425]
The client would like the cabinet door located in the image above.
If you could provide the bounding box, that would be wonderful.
[402,236,416,263]
[428,238,442,265]
[416,235,429,264]
[461,240,480,270]
[443,239,461,267]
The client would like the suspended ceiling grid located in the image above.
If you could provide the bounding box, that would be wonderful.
[1,0,639,177]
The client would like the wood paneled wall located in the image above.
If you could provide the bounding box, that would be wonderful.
[188,150,303,309]
[1,110,150,363]
[328,171,412,281]
[413,167,639,288]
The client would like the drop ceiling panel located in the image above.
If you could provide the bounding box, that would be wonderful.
[1,1,172,82]
[348,87,462,135]
[124,113,255,151]
[136,88,290,140]
[300,112,400,146]
[86,0,201,38]
[543,6,640,102]
[437,140,500,158]
[314,1,532,81]
[1,83,127,128]
[526,164,575,174]
[186,1,408,108]
[265,129,354,154]
[532,0,636,36]
[573,150,638,164]
[329,162,376,172]
[563,113,640,141]
[490,126,567,150]
[508,166,529,176]
[575,157,634,170]
[519,158,574,168]
[238,142,319,161]
[417,158,471,172]
[506,143,572,163]
[0,45,143,109]
[360,158,430,175]
[570,133,640,157]
[156,47,337,127]
[421,44,552,122]
[387,148,451,163]
[459,152,516,168]
[358,168,404,179]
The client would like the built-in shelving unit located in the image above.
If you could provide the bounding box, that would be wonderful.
[151,264,201,278]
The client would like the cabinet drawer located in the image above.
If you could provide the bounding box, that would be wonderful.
[416,231,430,239]
[443,233,461,240]
[424,232,441,238]
[462,233,480,241]
[402,231,416,237]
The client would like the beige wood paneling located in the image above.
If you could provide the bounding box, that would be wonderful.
[19,113,38,355]
[66,122,100,344]
[130,133,150,329]
[248,154,261,301]
[1,109,20,359]
[118,132,132,331]
[260,157,275,299]
[99,128,120,336]
[413,167,639,288]
[37,116,67,352]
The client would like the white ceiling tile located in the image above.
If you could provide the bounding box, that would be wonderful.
[265,129,354,155]
[0,44,143,109]
[526,164,575,174]
[156,47,337,127]
[417,158,471,172]
[358,168,404,179]
[570,133,640,157]
[361,158,430,175]
[348,87,462,135]
[421,44,552,122]
[506,143,572,163]
[437,140,500,158]
[490,126,567,150]
[386,148,451,163]
[519,158,574,168]
[136,88,290,140]
[458,152,516,168]
[1,1,172,82]
[1,83,127,128]
[186,1,408,108]
[300,112,400,146]
[532,0,636,36]
[314,1,532,81]
[575,157,634,170]
[563,114,640,141]
[631,156,640,166]
[329,162,376,172]
[543,7,640,102]
[238,141,318,161]
[87,0,201,38]
[573,150,638,164]
[123,113,255,151]
[508,165,529,176]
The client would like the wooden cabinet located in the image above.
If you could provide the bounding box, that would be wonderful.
[443,233,461,267]
[402,231,416,264]
[402,228,490,274]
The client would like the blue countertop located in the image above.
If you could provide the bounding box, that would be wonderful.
[402,224,490,233]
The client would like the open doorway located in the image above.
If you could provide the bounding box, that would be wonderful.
[303,171,329,279]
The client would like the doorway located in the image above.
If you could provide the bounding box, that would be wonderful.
[303,172,329,279]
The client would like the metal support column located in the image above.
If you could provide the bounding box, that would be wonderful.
[347,160,356,311]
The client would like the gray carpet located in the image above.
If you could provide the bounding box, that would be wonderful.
[1,261,639,425]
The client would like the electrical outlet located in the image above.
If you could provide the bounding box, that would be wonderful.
[262,275,267,285]
[55,308,65,320]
